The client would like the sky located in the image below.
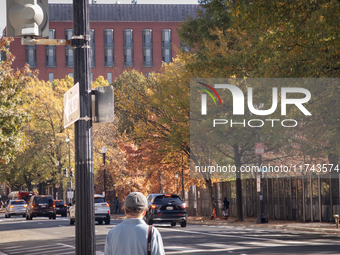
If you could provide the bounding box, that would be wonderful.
[0,0,199,35]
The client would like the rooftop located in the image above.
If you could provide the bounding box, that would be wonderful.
[49,4,200,22]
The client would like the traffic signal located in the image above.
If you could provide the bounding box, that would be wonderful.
[70,168,74,178]
[63,168,68,177]
[6,0,49,38]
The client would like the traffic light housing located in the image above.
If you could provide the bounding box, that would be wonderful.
[6,0,49,38]
[70,168,74,178]
[63,168,68,177]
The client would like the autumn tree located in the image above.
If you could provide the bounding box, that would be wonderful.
[113,67,203,201]
[0,37,37,164]
[0,75,77,195]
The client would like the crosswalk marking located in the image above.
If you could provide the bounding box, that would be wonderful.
[165,246,199,251]
[0,244,74,255]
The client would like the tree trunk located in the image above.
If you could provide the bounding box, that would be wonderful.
[234,144,243,221]
[235,170,243,221]
[205,178,214,214]
[23,174,32,191]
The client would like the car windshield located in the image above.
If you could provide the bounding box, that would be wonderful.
[34,197,53,204]
[94,197,105,203]
[11,200,25,205]
[55,201,65,206]
[154,196,182,204]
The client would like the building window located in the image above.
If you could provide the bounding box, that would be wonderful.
[26,45,36,68]
[123,29,134,67]
[143,29,153,67]
[46,29,56,68]
[48,73,54,83]
[90,29,95,67]
[104,29,114,67]
[161,29,172,63]
[107,72,112,84]
[91,72,93,82]
[68,73,73,78]
[65,29,73,68]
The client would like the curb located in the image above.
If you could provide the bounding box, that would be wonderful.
[187,221,340,234]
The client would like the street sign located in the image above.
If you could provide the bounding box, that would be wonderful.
[67,191,74,199]
[257,175,261,192]
[92,85,114,123]
[64,82,80,128]
[255,143,264,155]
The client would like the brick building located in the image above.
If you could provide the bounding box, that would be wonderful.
[9,4,199,83]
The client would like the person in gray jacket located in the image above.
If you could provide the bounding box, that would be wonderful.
[104,192,165,255]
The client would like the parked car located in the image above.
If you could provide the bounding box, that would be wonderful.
[26,195,56,220]
[5,200,27,218]
[69,194,110,225]
[144,194,187,227]
[55,200,67,217]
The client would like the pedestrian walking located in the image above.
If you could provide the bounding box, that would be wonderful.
[113,197,119,214]
[222,196,230,219]
[104,192,165,255]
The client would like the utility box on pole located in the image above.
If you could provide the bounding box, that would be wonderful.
[6,0,49,38]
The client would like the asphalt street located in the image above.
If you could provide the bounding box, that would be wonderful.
[0,213,340,255]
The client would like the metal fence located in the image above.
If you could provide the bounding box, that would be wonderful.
[185,174,340,222]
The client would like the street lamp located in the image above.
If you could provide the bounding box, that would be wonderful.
[66,136,72,205]
[254,103,268,224]
[175,173,179,194]
[101,146,107,200]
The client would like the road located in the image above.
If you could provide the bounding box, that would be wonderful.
[0,213,340,255]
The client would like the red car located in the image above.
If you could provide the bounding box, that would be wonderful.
[26,195,56,220]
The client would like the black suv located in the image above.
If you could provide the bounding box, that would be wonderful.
[55,200,67,217]
[26,195,56,220]
[144,194,187,227]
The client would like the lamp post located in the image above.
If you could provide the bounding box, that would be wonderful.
[175,173,179,194]
[101,146,107,200]
[181,154,184,200]
[159,169,162,193]
[66,136,72,205]
[254,104,268,224]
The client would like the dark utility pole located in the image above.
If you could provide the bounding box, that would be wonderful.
[66,135,72,205]
[102,146,107,200]
[73,1,95,254]
[182,154,184,199]
[159,169,162,193]
[256,127,268,224]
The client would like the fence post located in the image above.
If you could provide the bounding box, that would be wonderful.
[330,174,333,222]
[310,175,313,222]
[302,177,305,222]
[290,177,293,220]
[296,177,299,221]
[318,175,321,222]
[266,178,269,219]
[284,178,286,220]
[272,177,275,219]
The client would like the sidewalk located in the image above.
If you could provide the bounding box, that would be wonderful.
[109,214,340,235]
[187,216,340,235]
